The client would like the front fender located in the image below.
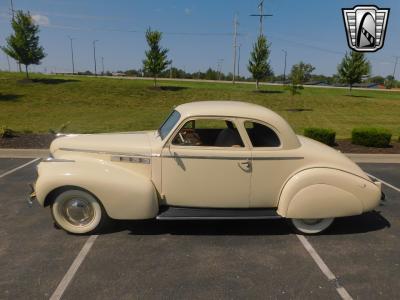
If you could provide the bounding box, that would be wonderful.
[35,158,159,220]
[277,168,380,219]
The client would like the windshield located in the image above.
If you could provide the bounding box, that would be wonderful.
[158,110,181,140]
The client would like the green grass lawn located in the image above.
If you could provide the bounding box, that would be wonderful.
[1,72,399,139]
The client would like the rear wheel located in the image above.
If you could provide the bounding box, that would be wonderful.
[291,218,334,235]
[51,189,109,234]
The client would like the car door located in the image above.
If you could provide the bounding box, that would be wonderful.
[161,117,251,208]
[244,120,305,208]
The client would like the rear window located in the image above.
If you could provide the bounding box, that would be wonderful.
[245,121,281,147]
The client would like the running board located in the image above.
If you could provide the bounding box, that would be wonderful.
[156,206,281,220]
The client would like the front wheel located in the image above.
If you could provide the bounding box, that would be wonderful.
[51,189,109,234]
[291,218,334,235]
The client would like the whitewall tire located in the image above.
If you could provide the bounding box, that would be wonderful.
[291,218,334,235]
[51,189,108,234]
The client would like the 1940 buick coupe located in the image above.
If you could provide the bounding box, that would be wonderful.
[31,101,382,235]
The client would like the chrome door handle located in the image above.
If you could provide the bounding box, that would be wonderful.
[238,159,252,172]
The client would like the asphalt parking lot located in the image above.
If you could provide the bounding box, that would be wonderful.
[0,158,399,299]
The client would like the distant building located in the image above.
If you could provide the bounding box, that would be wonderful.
[111,72,126,77]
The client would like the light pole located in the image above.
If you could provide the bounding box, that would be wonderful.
[93,40,98,76]
[6,55,11,72]
[281,49,287,83]
[232,13,238,84]
[101,56,104,75]
[217,58,224,80]
[68,36,75,74]
[392,56,399,79]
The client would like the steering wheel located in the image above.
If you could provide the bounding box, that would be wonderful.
[178,129,202,146]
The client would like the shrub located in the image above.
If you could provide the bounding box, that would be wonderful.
[304,127,336,146]
[0,126,16,138]
[351,127,392,147]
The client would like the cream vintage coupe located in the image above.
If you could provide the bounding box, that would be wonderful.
[31,101,382,235]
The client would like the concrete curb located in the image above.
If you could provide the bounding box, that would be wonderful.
[0,149,399,163]
[345,153,400,164]
[0,149,49,158]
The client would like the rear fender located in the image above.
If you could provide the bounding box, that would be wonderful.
[277,168,380,219]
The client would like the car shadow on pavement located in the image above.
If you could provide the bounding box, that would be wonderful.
[101,211,390,236]
[114,219,293,236]
[326,211,390,235]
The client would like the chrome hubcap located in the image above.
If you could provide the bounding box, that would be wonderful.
[302,219,322,225]
[62,198,94,226]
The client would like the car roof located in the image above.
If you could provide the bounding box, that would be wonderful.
[176,101,274,119]
[174,101,301,149]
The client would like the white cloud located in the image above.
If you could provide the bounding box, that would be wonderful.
[31,14,50,26]
[184,8,192,15]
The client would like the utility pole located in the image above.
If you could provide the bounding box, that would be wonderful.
[217,58,224,80]
[68,36,75,74]
[6,55,11,72]
[232,13,238,84]
[101,56,104,75]
[237,44,242,79]
[392,56,399,79]
[250,0,273,36]
[10,0,15,19]
[281,49,287,83]
[93,40,98,76]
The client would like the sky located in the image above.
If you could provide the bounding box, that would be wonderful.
[0,0,399,78]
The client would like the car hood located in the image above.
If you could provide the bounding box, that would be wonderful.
[50,131,153,156]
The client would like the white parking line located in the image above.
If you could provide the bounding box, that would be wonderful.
[367,173,400,193]
[0,158,41,178]
[50,235,98,300]
[297,235,353,300]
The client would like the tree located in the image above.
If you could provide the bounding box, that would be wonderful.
[287,62,315,96]
[142,28,171,87]
[384,75,395,89]
[337,51,370,92]
[369,75,385,85]
[290,62,315,83]
[1,10,46,78]
[247,35,272,89]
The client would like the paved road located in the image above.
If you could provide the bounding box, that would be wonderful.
[0,158,399,299]
[86,75,400,93]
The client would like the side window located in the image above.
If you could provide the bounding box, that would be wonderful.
[172,119,244,147]
[245,121,281,147]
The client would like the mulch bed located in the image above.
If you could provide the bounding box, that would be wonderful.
[0,134,399,154]
[333,140,400,154]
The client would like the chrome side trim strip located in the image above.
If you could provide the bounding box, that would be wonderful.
[162,155,304,160]
[110,155,151,164]
[59,147,151,158]
[59,147,303,161]
[253,157,304,161]
[163,155,250,160]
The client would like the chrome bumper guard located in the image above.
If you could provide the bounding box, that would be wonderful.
[27,183,36,206]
